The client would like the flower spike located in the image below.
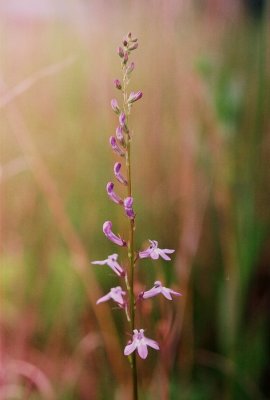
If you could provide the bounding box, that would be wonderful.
[140,281,182,300]
[91,254,125,276]
[96,286,126,305]
[114,162,128,185]
[124,329,159,359]
[106,182,123,204]
[103,221,126,247]
[139,240,175,260]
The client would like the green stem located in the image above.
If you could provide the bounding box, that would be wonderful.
[122,60,138,400]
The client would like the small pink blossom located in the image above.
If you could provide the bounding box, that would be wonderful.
[111,99,120,114]
[140,281,182,300]
[124,329,159,359]
[96,286,126,305]
[91,253,124,276]
[139,240,175,260]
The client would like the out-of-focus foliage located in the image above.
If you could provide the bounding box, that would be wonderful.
[1,1,269,399]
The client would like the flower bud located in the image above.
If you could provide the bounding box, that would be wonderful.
[128,42,138,51]
[114,79,122,90]
[127,62,135,75]
[116,126,124,141]
[127,91,143,104]
[123,52,129,64]
[117,47,124,58]
[111,99,120,115]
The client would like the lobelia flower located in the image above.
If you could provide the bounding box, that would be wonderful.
[106,182,123,204]
[127,91,143,104]
[124,329,159,359]
[109,136,125,157]
[111,99,120,114]
[124,197,135,219]
[139,240,175,260]
[114,162,128,185]
[96,286,126,305]
[91,253,124,276]
[103,221,127,247]
[140,281,182,300]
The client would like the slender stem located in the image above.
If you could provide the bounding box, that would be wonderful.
[122,59,138,400]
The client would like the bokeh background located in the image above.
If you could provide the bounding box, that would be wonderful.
[1,1,269,399]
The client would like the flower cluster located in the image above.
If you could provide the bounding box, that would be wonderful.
[92,32,181,364]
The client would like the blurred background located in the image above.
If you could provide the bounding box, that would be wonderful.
[1,1,269,399]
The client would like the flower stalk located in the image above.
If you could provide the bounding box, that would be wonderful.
[92,32,181,400]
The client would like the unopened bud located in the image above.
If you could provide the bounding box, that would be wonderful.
[129,42,138,51]
[117,47,124,58]
[127,91,143,104]
[114,79,122,90]
[111,99,120,114]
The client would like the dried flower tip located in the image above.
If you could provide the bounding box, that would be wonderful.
[141,281,182,300]
[114,79,122,90]
[139,240,175,260]
[103,221,126,247]
[117,47,125,58]
[128,42,138,51]
[123,39,128,47]
[114,162,128,185]
[111,99,120,115]
[96,286,126,305]
[115,126,124,142]
[124,196,135,219]
[124,329,159,359]
[109,136,125,157]
[106,182,123,205]
[127,91,143,104]
[91,253,124,276]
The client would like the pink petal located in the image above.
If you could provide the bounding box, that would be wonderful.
[124,341,137,356]
[161,289,173,300]
[96,293,111,304]
[137,342,148,359]
[144,338,160,350]
[157,250,171,261]
[150,251,159,260]
[91,260,107,265]
[142,287,162,299]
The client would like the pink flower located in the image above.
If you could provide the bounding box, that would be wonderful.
[91,253,125,276]
[96,286,126,305]
[139,240,175,260]
[124,329,159,359]
[140,281,182,300]
[103,221,126,247]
